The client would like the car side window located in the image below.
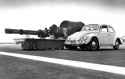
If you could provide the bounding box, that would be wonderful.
[101,25,108,32]
[108,27,114,32]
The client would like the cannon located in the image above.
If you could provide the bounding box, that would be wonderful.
[5,20,84,50]
[5,28,65,50]
[5,28,49,37]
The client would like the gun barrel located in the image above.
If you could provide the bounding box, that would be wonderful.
[5,28,39,35]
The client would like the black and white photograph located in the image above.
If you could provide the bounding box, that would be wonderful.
[0,0,125,79]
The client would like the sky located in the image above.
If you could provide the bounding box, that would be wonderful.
[0,0,125,42]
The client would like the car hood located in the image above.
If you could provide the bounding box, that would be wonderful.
[67,31,96,40]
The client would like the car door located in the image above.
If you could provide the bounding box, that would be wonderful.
[99,25,109,46]
[107,26,115,45]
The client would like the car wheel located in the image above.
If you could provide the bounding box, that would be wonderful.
[65,45,77,50]
[113,40,120,50]
[88,38,99,51]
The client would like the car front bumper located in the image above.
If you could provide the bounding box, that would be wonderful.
[64,40,88,46]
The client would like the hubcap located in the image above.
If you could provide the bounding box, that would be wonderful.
[115,41,119,46]
[91,40,98,50]
[92,41,96,46]
[115,41,119,48]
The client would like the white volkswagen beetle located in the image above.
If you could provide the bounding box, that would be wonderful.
[65,24,122,50]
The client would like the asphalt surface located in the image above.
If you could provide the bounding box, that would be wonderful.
[0,44,125,79]
[0,44,125,67]
[1,55,125,79]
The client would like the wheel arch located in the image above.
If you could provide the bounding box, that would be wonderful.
[86,33,99,44]
[116,38,122,44]
[90,36,100,45]
[113,37,122,45]
[91,36,99,41]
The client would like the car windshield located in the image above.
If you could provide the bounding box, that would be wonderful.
[81,24,98,31]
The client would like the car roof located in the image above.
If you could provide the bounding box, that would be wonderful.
[87,24,112,27]
[85,24,100,28]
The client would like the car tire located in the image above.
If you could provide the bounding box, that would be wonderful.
[113,40,120,50]
[65,45,77,50]
[88,38,99,51]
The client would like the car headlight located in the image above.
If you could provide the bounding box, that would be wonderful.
[77,38,83,44]
[83,36,89,41]
[65,37,71,43]
[66,37,71,40]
